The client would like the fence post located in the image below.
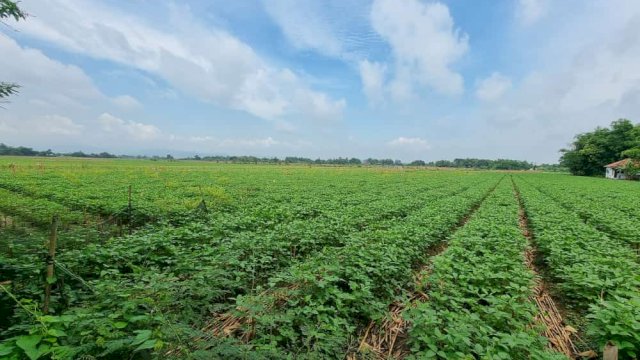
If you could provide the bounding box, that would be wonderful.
[43,214,59,314]
[128,185,132,235]
[197,199,208,213]
[603,342,618,360]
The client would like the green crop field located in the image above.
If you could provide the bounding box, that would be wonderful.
[0,157,639,359]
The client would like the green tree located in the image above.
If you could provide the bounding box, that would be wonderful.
[560,119,640,176]
[622,147,640,160]
[0,0,26,101]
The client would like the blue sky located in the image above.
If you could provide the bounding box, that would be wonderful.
[2,0,640,163]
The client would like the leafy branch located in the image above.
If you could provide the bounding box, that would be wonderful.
[0,0,26,21]
[0,1,26,103]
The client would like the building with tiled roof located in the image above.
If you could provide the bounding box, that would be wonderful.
[604,158,640,179]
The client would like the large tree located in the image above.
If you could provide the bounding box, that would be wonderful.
[560,119,640,176]
[0,0,26,101]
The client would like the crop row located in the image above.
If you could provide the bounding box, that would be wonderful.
[514,177,640,358]
[1,173,496,358]
[529,173,640,218]
[0,162,448,221]
[203,175,503,358]
[0,188,84,227]
[0,165,456,237]
[58,173,482,309]
[518,175,640,248]
[397,179,564,359]
[0,163,454,230]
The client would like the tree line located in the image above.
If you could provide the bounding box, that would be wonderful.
[560,119,640,176]
[187,155,537,169]
[0,143,118,158]
[191,156,391,165]
[415,158,534,170]
[0,143,543,170]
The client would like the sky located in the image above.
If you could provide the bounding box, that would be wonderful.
[1,0,640,163]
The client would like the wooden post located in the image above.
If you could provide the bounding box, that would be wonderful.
[603,342,618,360]
[197,199,208,213]
[128,185,132,235]
[43,215,59,314]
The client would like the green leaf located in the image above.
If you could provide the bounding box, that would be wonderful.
[50,345,75,359]
[126,315,148,322]
[0,342,15,356]
[39,316,60,323]
[134,340,157,352]
[154,340,164,350]
[46,329,67,337]
[15,335,44,360]
[113,321,128,329]
[131,330,152,345]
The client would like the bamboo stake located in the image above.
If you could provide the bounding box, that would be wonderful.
[603,343,618,360]
[43,214,59,314]
[128,185,132,235]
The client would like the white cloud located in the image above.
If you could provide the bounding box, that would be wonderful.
[370,0,468,97]
[263,0,381,60]
[475,72,512,101]
[516,0,548,26]
[112,95,142,110]
[0,114,83,140]
[264,0,343,57]
[98,113,161,141]
[0,33,103,148]
[12,0,345,124]
[359,60,387,104]
[0,121,15,133]
[0,33,102,111]
[5,0,639,164]
[474,2,640,163]
[35,115,83,135]
[0,114,84,137]
[185,136,216,143]
[0,31,318,156]
[0,33,168,149]
[295,90,346,122]
[388,137,431,150]
[218,137,279,148]
[181,135,312,151]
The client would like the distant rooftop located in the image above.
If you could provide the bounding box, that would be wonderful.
[604,158,639,168]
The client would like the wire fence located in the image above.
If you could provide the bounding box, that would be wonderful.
[54,260,96,293]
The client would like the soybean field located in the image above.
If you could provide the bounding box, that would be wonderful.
[0,157,639,359]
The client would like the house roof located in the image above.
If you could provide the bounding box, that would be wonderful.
[604,158,639,168]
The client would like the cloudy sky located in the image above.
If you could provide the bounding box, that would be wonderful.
[1,0,640,163]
